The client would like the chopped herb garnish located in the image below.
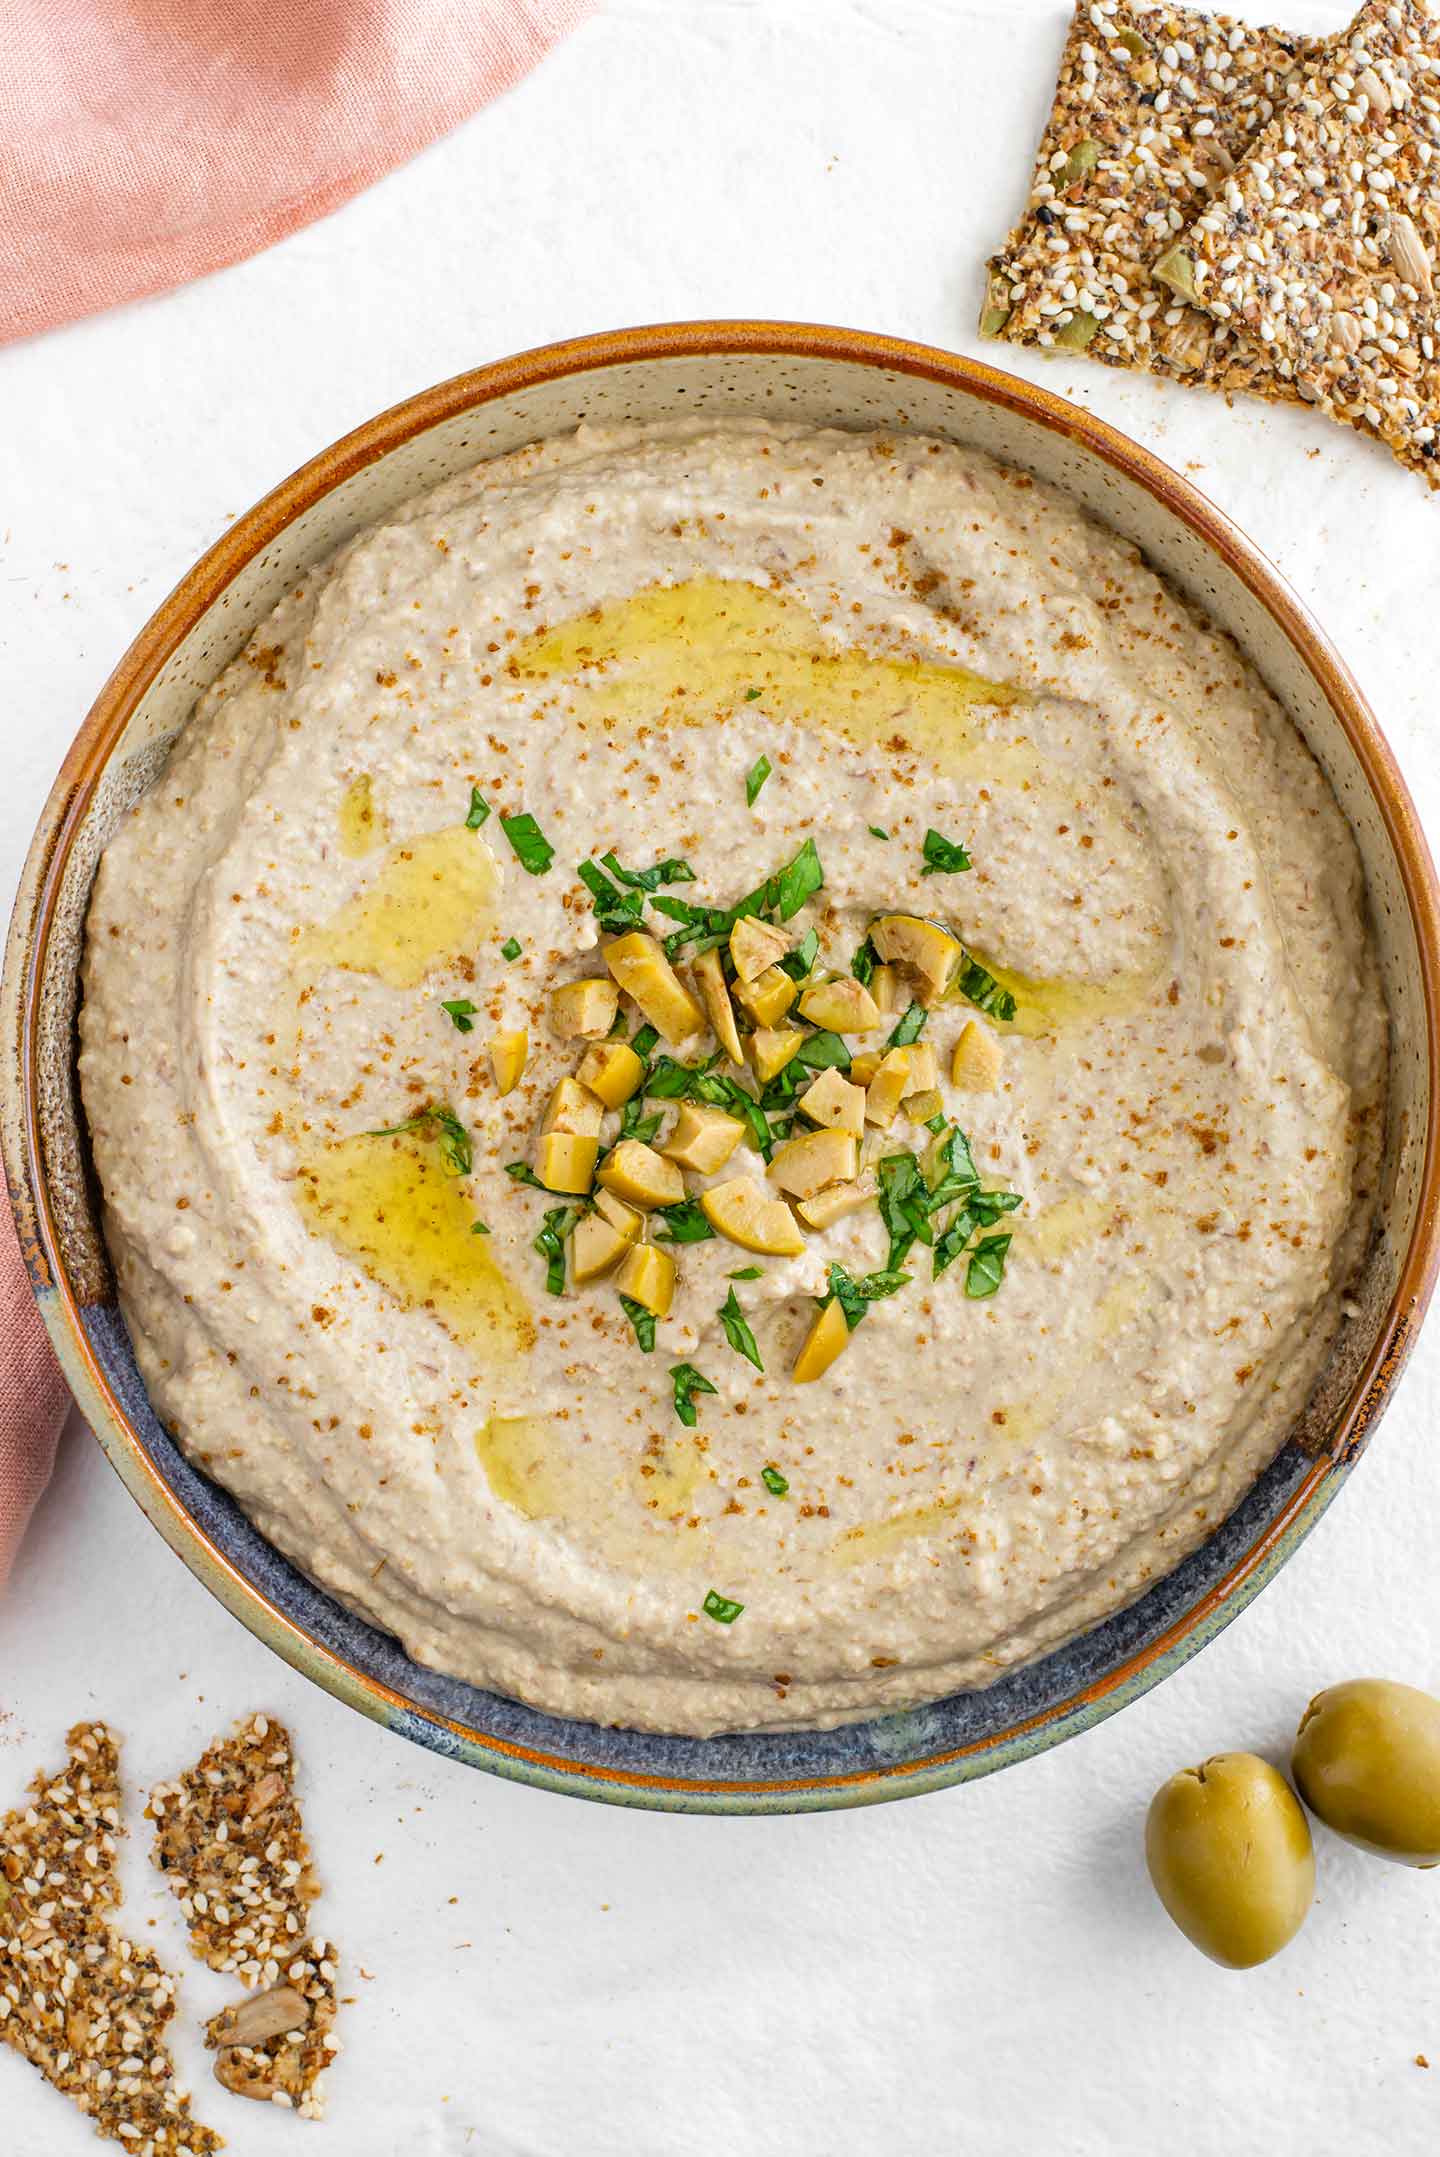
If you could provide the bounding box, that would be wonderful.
[619,1294,657,1352]
[577,857,645,933]
[966,1232,1013,1299]
[760,1464,789,1496]
[932,1191,1021,1279]
[824,1261,911,1330]
[972,1189,1023,1226]
[718,1287,764,1372]
[500,810,555,876]
[868,825,890,841]
[669,1362,718,1427]
[366,1104,472,1176]
[503,1160,547,1189]
[600,850,696,892]
[465,787,491,829]
[921,828,973,875]
[651,893,735,962]
[851,935,878,987]
[744,687,763,702]
[932,1204,980,1279]
[726,1266,764,1281]
[780,926,819,981]
[694,1072,775,1160]
[957,955,1017,1022]
[653,1199,716,1244]
[702,1589,744,1624]
[441,997,477,1033]
[632,1023,660,1058]
[877,1153,934,1268]
[534,1206,582,1296]
[793,1029,850,1073]
[650,892,714,928]
[926,1125,980,1209]
[646,1054,705,1099]
[887,1001,928,1049]
[647,838,822,960]
[500,936,523,962]
[745,754,772,807]
[471,1220,491,1236]
[925,1111,948,1135]
[773,836,824,920]
[618,1099,664,1144]
[607,1004,629,1038]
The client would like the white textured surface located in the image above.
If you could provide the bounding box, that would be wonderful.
[2,2,1439,2150]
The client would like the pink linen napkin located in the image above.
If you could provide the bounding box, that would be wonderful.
[1,1204,70,1586]
[0,0,593,347]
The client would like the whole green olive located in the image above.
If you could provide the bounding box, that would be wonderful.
[1292,1679,1440,1867]
[1145,1752,1314,1967]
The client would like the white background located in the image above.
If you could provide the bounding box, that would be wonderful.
[3,2,1439,2151]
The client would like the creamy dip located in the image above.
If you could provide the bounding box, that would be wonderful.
[79,422,1387,1735]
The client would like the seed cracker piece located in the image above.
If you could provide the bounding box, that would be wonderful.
[1156,0,1440,482]
[982,0,1328,392]
[0,1722,223,2156]
[205,1937,340,2121]
[147,1714,319,1989]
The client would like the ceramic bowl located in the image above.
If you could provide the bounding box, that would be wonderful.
[5,322,1439,1813]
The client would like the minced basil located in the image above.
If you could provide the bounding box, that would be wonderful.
[600,850,696,892]
[718,1287,764,1372]
[957,955,1017,1022]
[652,1199,716,1244]
[577,858,644,934]
[921,828,972,875]
[500,811,555,876]
[773,836,823,920]
[669,1362,718,1427]
[965,1232,1013,1299]
[619,1294,657,1352]
[887,1002,928,1049]
[824,1261,910,1330]
[367,1104,472,1176]
[503,1160,547,1189]
[780,927,819,981]
[534,1206,582,1296]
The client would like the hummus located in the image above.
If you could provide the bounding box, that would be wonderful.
[79,422,1387,1736]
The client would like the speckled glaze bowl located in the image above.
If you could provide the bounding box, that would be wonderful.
[5,323,1439,1813]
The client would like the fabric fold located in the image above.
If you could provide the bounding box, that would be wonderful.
[0,0,593,347]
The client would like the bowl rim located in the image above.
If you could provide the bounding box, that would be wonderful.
[6,317,1440,1813]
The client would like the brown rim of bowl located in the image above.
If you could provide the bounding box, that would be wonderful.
[11,319,1440,1799]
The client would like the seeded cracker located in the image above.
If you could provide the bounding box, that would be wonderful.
[982,0,1327,392]
[0,1722,222,2155]
[1156,0,1440,482]
[147,1714,338,2119]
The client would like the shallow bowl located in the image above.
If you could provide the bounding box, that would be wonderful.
[5,321,1439,1812]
